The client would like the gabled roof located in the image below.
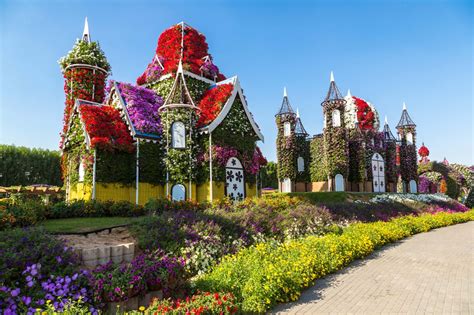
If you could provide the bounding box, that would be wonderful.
[110,81,162,140]
[76,100,134,152]
[396,103,416,128]
[200,76,264,142]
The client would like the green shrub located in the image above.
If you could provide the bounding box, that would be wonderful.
[195,210,474,313]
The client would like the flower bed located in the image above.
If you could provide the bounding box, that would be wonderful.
[194,210,474,313]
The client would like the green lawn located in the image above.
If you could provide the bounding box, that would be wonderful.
[40,216,143,234]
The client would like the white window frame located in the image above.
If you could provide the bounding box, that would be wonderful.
[332,110,341,127]
[283,122,291,137]
[78,158,85,182]
[171,121,186,149]
[297,156,304,172]
[406,132,413,145]
[171,184,186,201]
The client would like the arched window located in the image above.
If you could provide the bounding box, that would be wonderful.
[171,184,186,201]
[335,174,344,191]
[78,158,85,182]
[332,110,341,127]
[406,132,413,145]
[323,114,327,128]
[283,122,291,137]
[297,156,304,172]
[171,121,186,148]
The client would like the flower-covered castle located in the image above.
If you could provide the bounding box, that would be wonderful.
[276,73,418,193]
[60,19,265,203]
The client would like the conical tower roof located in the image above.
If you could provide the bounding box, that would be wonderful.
[383,116,397,141]
[161,60,199,110]
[295,109,308,136]
[276,87,295,116]
[396,102,416,128]
[322,71,344,104]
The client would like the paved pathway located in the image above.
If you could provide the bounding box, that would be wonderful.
[272,221,474,314]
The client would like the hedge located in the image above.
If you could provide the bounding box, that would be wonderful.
[195,210,474,313]
[0,145,62,186]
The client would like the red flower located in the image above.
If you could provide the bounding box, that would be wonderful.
[353,96,375,130]
[197,83,233,127]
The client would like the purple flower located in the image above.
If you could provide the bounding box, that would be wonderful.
[10,288,20,297]
[21,296,31,305]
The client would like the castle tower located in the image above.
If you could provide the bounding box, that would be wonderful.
[322,72,348,191]
[275,87,297,192]
[383,116,399,191]
[294,109,311,190]
[160,60,199,200]
[59,17,111,148]
[396,102,418,191]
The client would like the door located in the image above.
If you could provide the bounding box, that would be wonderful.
[225,157,245,201]
[372,153,386,193]
[335,174,344,192]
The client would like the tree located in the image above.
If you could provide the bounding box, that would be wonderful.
[260,161,278,189]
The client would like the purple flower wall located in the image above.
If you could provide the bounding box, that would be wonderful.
[116,82,163,135]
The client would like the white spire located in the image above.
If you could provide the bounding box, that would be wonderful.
[346,89,352,98]
[385,116,388,125]
[330,71,335,82]
[403,102,407,110]
[283,86,287,97]
[177,59,184,73]
[296,108,300,118]
[82,17,90,43]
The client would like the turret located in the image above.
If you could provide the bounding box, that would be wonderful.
[58,17,111,148]
[159,60,199,200]
[275,87,297,192]
[396,102,418,189]
[321,72,348,190]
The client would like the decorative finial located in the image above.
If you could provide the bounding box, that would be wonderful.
[346,89,352,98]
[330,71,335,82]
[403,102,407,110]
[384,116,388,125]
[296,108,300,118]
[177,59,183,73]
[82,17,90,43]
[283,87,287,97]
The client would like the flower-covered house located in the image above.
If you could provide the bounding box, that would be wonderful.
[60,20,265,204]
[276,72,418,193]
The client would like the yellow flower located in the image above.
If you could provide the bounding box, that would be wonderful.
[139,306,146,311]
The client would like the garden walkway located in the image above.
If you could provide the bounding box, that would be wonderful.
[272,221,474,314]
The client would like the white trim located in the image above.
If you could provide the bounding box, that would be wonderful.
[182,70,216,84]
[112,82,138,137]
[92,149,97,199]
[202,76,264,142]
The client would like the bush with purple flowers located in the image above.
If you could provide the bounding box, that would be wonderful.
[0,228,94,314]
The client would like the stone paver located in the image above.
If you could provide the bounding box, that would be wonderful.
[272,221,474,314]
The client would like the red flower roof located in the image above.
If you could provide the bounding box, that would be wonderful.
[79,104,134,152]
[353,96,375,130]
[137,23,225,84]
[418,144,430,157]
[197,83,234,127]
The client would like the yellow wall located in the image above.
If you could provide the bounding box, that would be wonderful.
[69,182,92,201]
[68,181,260,204]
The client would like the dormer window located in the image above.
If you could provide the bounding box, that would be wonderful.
[171,121,186,148]
[332,110,341,127]
[297,156,304,172]
[284,122,291,136]
[78,158,85,182]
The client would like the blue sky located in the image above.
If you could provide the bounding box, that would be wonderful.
[1,0,472,164]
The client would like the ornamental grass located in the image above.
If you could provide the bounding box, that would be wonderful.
[194,210,474,313]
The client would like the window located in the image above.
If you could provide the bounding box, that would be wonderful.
[78,159,85,182]
[406,132,413,145]
[171,121,186,148]
[323,114,326,128]
[171,184,186,201]
[297,156,304,172]
[283,122,291,136]
[332,110,341,127]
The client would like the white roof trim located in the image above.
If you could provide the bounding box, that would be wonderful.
[111,82,137,137]
[202,76,264,142]
[182,69,216,84]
